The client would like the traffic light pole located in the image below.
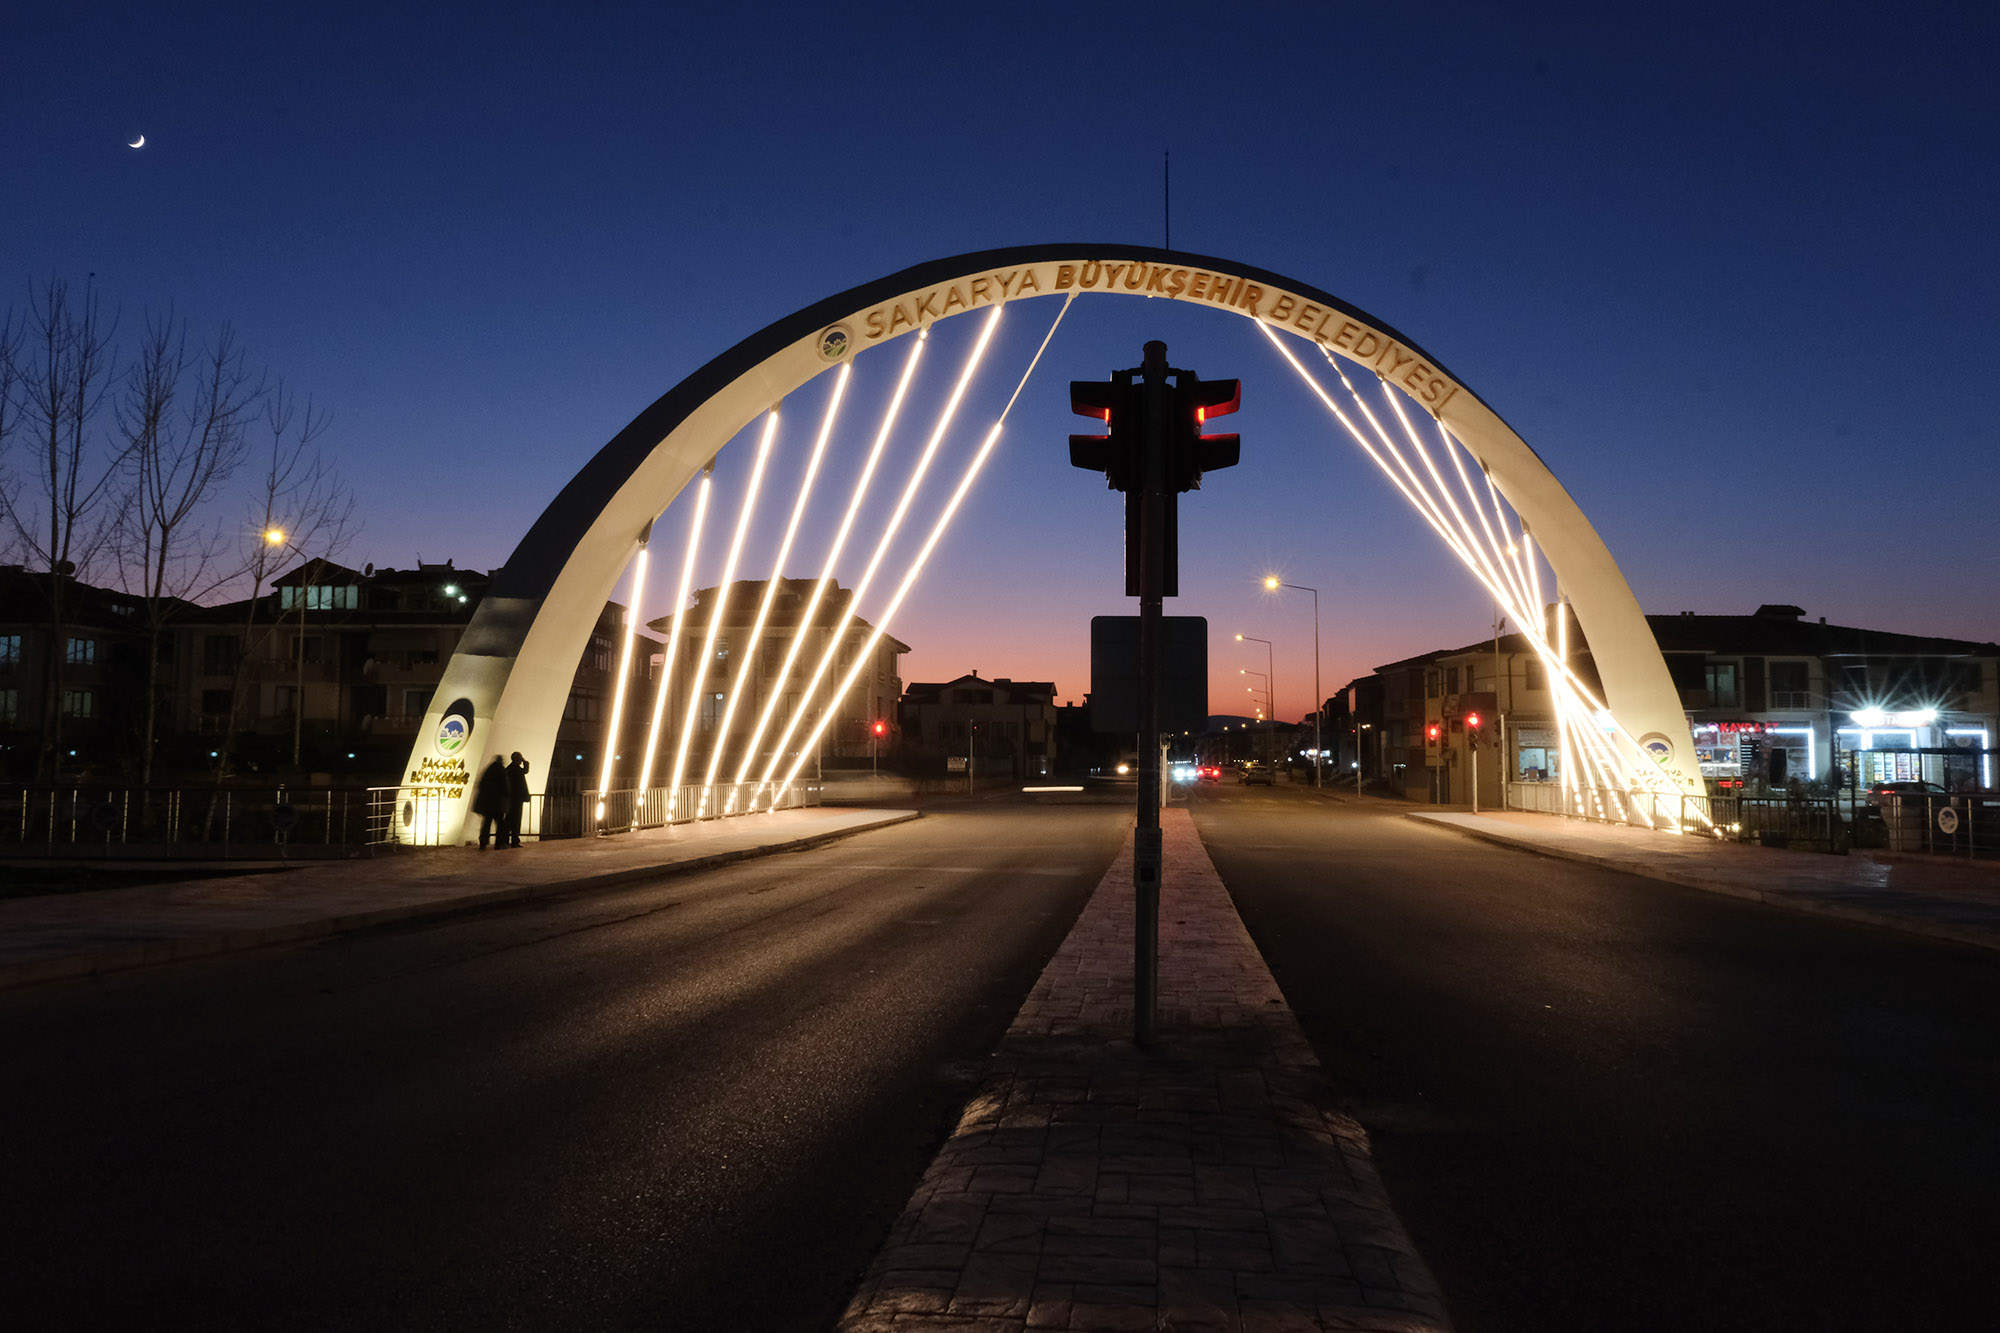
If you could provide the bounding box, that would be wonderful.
[1132,343,1168,1048]
[1069,340,1240,1049]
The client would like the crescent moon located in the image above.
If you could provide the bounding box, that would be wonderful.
[128,135,145,149]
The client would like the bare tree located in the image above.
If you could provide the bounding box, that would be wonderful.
[0,279,127,780]
[210,384,355,783]
[114,312,266,784]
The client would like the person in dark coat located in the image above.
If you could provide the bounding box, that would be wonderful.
[501,752,531,848]
[473,755,508,850]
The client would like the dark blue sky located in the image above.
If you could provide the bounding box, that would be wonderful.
[10,1,1997,716]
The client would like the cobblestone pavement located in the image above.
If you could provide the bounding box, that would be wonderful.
[839,808,1451,1333]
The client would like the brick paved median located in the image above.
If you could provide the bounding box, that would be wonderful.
[839,807,1451,1332]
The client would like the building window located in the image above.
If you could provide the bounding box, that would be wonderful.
[1769,661,1811,710]
[280,585,359,611]
[66,637,95,666]
[1523,659,1546,691]
[588,635,611,672]
[1425,669,1441,699]
[63,689,94,718]
[1947,661,1983,704]
[202,634,240,674]
[0,688,17,725]
[274,685,299,715]
[0,634,19,668]
[564,692,602,722]
[202,689,232,715]
[402,687,434,718]
[701,691,725,730]
[1444,666,1460,694]
[1706,663,1740,710]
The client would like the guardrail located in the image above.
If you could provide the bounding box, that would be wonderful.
[2,785,369,857]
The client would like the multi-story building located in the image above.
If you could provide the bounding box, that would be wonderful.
[900,673,1059,779]
[0,565,151,781]
[644,578,907,776]
[1381,604,1998,802]
[161,558,662,785]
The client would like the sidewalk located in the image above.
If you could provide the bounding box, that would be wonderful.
[0,806,919,991]
[839,807,1451,1333]
[1411,809,2000,952]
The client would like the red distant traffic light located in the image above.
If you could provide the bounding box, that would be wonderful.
[871,720,886,736]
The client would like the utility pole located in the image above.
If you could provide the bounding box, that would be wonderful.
[1070,341,1240,1045]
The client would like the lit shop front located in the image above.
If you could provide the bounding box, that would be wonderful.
[1835,709,1993,791]
[1692,721,1818,785]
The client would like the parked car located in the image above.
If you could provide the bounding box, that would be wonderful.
[1867,780,1946,806]
[1240,761,1275,786]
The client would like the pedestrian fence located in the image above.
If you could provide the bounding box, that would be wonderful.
[1867,792,1999,860]
[1503,781,1847,854]
[1506,781,2000,859]
[363,779,819,846]
[2,785,371,858]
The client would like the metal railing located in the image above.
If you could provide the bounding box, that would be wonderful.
[1504,780,1848,853]
[1869,793,1998,860]
[2,785,370,857]
[583,781,818,836]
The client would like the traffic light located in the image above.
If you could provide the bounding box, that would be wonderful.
[1169,374,1241,492]
[1464,711,1482,750]
[871,720,886,737]
[1068,380,1137,491]
[1426,722,1441,748]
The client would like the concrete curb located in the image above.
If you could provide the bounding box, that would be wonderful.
[0,810,922,992]
[1406,812,2000,955]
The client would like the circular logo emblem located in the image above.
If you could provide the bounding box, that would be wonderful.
[1938,807,1960,835]
[1639,732,1676,766]
[817,324,852,362]
[435,698,476,756]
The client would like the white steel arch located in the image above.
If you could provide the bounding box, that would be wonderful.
[398,245,1699,843]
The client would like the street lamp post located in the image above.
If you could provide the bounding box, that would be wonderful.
[1235,633,1274,763]
[265,528,309,770]
[1263,578,1322,788]
[1239,668,1269,720]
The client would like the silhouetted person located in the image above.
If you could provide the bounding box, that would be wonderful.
[502,752,530,848]
[474,755,508,850]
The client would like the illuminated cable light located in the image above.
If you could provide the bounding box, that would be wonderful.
[637,470,714,790]
[733,334,927,793]
[1270,323,1703,813]
[595,545,650,800]
[757,305,1006,798]
[707,363,851,809]
[774,296,1074,796]
[669,409,780,815]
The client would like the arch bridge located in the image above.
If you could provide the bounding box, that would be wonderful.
[396,245,1700,843]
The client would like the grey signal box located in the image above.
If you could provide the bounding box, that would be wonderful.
[1090,616,1209,735]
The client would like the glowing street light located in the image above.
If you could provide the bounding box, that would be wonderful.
[1235,633,1274,762]
[1263,575,1323,788]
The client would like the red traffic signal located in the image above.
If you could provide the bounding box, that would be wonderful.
[1425,723,1441,744]
[871,720,886,736]
[1171,374,1241,492]
[1068,380,1137,491]
[1464,712,1481,730]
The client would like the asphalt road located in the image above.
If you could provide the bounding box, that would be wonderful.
[1191,781,2000,1333]
[0,798,1129,1330]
